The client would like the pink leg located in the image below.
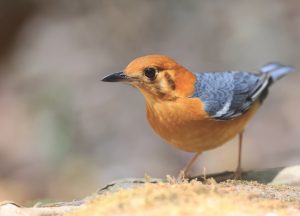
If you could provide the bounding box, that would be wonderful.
[182,152,201,178]
[235,130,244,179]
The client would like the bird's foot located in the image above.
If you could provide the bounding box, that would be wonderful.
[177,170,190,181]
[234,167,243,180]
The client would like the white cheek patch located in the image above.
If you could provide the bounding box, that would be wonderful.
[160,78,168,89]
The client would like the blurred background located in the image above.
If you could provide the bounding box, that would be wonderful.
[0,0,299,204]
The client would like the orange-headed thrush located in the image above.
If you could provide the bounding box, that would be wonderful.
[102,55,294,177]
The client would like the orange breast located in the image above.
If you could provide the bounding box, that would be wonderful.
[146,98,259,152]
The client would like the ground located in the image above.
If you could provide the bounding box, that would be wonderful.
[1,167,300,216]
[68,178,300,216]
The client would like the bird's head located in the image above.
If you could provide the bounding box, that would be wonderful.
[102,55,196,102]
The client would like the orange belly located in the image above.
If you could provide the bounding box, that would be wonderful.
[146,98,259,152]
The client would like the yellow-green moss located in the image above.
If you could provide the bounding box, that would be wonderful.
[68,179,300,216]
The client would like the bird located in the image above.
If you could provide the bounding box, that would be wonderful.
[102,55,294,178]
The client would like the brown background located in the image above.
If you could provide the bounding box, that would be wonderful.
[0,0,299,204]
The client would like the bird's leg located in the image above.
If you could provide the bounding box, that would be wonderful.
[235,130,244,179]
[181,152,201,178]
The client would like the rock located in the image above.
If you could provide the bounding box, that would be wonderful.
[271,166,300,186]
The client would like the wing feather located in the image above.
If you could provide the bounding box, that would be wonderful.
[192,71,270,120]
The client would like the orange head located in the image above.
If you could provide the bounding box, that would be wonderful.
[102,55,196,102]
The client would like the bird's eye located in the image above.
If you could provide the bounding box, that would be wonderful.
[143,67,157,81]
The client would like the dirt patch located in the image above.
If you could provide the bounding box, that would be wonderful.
[68,178,300,216]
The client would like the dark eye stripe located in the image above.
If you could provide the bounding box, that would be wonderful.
[164,73,176,90]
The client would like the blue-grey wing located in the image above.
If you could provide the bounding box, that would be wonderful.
[192,71,269,120]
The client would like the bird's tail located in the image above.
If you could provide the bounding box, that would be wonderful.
[260,62,295,82]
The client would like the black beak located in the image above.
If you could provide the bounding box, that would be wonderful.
[101,72,129,82]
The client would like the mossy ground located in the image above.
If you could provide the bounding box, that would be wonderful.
[68,178,300,216]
